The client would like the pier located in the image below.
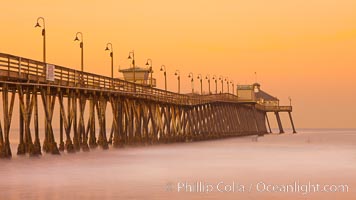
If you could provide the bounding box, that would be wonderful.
[0,52,295,158]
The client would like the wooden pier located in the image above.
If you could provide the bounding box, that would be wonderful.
[0,52,294,158]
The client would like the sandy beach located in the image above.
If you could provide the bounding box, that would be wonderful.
[0,129,355,200]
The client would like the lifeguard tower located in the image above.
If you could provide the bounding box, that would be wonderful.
[119,67,156,87]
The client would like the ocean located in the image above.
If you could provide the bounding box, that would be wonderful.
[1,129,355,200]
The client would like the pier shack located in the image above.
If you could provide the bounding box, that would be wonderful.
[237,83,297,134]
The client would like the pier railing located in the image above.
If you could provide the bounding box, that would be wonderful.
[255,104,292,112]
[0,52,245,106]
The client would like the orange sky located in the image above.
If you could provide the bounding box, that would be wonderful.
[1,0,355,128]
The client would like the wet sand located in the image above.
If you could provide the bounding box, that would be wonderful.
[1,129,355,200]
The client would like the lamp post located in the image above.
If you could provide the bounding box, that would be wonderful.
[289,96,292,106]
[105,43,114,87]
[145,59,153,87]
[225,77,229,94]
[74,32,84,73]
[236,82,239,99]
[197,74,203,95]
[188,72,194,94]
[174,70,180,94]
[212,75,217,94]
[230,81,235,95]
[127,51,136,83]
[219,76,224,93]
[34,17,46,63]
[206,74,211,94]
[160,65,167,91]
[74,32,84,85]
[254,71,257,83]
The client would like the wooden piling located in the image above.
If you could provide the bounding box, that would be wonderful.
[32,86,41,155]
[78,94,89,151]
[40,88,60,154]
[275,112,284,134]
[265,114,272,133]
[0,84,15,158]
[72,92,79,151]
[88,96,97,148]
[17,87,25,155]
[288,112,297,134]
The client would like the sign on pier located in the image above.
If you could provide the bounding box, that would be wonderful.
[46,64,55,81]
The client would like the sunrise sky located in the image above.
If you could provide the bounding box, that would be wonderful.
[0,0,355,129]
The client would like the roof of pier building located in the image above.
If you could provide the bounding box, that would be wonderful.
[255,90,279,101]
[119,67,151,73]
[252,83,278,101]
[237,83,279,102]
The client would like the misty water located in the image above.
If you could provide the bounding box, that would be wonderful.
[1,129,356,200]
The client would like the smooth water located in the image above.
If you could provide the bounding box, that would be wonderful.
[1,129,356,200]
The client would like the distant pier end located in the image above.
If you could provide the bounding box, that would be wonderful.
[237,83,297,134]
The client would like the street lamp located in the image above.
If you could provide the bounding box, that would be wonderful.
[219,76,224,93]
[105,43,114,87]
[206,74,211,94]
[188,72,194,94]
[34,17,46,63]
[254,71,257,83]
[74,32,84,73]
[288,96,292,106]
[212,75,218,94]
[230,80,235,95]
[197,74,203,95]
[145,59,153,87]
[174,70,180,94]
[127,51,136,83]
[160,65,167,91]
[225,77,229,94]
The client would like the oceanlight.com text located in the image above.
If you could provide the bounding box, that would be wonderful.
[168,181,349,195]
